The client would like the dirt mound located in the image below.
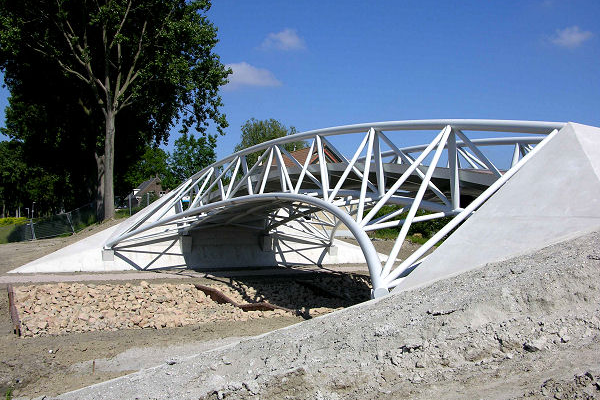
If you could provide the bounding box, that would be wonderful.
[54,229,600,399]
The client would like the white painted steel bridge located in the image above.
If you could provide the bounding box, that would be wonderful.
[102,119,566,298]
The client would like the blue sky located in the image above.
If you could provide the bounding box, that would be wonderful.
[1,0,599,161]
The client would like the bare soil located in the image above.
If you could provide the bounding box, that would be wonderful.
[0,220,379,398]
[51,229,600,400]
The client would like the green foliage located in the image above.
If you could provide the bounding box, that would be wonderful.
[4,387,13,400]
[0,0,230,219]
[234,118,306,167]
[366,205,454,242]
[170,133,217,183]
[115,208,132,219]
[0,0,230,136]
[115,192,159,218]
[0,217,27,227]
[123,146,174,191]
[0,140,65,216]
[0,140,27,212]
[69,203,99,232]
[121,132,217,194]
[0,56,150,212]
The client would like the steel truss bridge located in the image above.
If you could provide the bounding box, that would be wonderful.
[104,120,565,298]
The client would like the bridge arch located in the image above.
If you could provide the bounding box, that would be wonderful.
[104,119,565,297]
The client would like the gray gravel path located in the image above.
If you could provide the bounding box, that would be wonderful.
[69,337,243,374]
[53,228,600,400]
[0,271,190,284]
[0,265,369,285]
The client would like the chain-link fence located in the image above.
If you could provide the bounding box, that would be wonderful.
[115,192,159,218]
[0,202,97,244]
[0,194,161,244]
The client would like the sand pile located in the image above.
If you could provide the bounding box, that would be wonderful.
[54,229,600,400]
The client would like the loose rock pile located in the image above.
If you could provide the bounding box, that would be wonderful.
[13,274,372,337]
[14,282,290,337]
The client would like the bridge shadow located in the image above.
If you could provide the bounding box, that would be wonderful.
[199,272,372,319]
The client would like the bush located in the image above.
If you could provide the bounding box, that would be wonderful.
[365,205,454,242]
[0,223,33,244]
[0,217,27,227]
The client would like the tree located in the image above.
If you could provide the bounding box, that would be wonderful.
[1,61,104,212]
[170,133,217,183]
[122,134,216,198]
[122,146,176,193]
[0,140,63,217]
[234,118,305,167]
[0,0,230,220]
[1,60,182,213]
[0,141,27,217]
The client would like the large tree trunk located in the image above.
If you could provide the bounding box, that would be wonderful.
[103,109,116,220]
[95,152,105,221]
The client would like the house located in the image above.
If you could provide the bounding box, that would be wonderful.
[126,176,164,208]
[272,144,343,168]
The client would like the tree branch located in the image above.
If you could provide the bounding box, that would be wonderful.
[53,0,107,102]
[114,19,146,108]
[102,21,111,108]
[108,0,132,51]
[115,42,122,101]
[119,91,135,110]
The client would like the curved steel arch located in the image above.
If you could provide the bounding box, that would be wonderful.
[105,119,566,297]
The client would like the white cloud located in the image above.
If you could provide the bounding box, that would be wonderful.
[224,62,282,90]
[550,26,593,48]
[260,28,306,51]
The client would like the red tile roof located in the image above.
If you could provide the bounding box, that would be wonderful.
[272,145,342,167]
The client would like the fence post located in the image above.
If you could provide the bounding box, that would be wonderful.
[30,219,36,240]
[129,195,132,216]
[66,212,75,234]
[147,193,150,207]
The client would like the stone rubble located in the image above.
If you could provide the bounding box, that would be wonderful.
[13,274,371,337]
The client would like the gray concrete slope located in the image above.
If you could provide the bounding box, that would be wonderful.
[394,122,600,293]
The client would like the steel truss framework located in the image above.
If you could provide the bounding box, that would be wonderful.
[105,120,565,298]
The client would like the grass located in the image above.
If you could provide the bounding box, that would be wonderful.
[115,207,146,219]
[366,205,455,246]
[370,229,441,246]
[115,209,131,219]
[5,387,13,400]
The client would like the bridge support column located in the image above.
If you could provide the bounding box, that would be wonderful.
[260,235,274,252]
[101,249,114,261]
[180,235,192,253]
